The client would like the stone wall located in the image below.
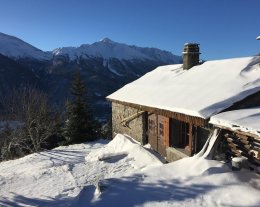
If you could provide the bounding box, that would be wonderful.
[166,147,188,162]
[111,102,147,144]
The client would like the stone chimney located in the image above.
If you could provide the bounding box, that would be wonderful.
[182,43,200,70]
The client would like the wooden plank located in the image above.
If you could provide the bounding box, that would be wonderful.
[157,115,167,157]
[253,142,260,148]
[249,150,260,159]
[237,131,260,142]
[227,136,260,162]
[240,139,250,145]
[163,117,170,147]
[148,114,158,152]
[244,145,251,150]
[224,133,230,138]
[230,148,241,156]
[235,133,249,140]
[215,125,260,140]
[228,142,238,149]
[226,137,234,143]
[251,145,260,152]
[189,123,193,154]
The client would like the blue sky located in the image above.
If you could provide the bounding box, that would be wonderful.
[0,0,259,60]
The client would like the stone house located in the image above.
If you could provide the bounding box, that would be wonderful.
[107,44,260,161]
[209,108,260,169]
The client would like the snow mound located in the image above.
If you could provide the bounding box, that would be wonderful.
[86,134,163,170]
[83,152,260,207]
[76,132,260,207]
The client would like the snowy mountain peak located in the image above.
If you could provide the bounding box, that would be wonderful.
[0,32,52,60]
[99,38,114,43]
[52,39,182,63]
[0,32,181,63]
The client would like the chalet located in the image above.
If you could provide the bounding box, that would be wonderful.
[209,108,260,170]
[107,43,260,161]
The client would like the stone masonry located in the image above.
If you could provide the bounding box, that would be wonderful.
[112,102,147,144]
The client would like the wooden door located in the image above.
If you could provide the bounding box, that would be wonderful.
[148,114,169,157]
[148,114,157,152]
[157,115,169,157]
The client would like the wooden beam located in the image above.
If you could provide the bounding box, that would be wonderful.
[189,123,193,154]
[215,125,260,140]
[109,99,208,126]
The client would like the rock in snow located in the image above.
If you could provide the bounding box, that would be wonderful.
[0,134,259,207]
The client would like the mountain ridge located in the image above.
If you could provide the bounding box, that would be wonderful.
[0,32,52,60]
[0,32,182,121]
[52,37,181,63]
[0,32,181,63]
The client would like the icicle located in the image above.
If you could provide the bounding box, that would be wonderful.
[202,129,221,158]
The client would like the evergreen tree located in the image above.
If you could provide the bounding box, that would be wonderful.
[63,72,98,143]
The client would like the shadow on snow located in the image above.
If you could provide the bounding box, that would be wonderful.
[1,166,259,207]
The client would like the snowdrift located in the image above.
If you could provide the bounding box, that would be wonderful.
[86,134,163,170]
[79,133,260,207]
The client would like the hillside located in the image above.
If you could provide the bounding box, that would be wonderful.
[0,54,41,97]
[0,32,51,60]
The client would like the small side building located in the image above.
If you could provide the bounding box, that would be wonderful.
[107,44,260,162]
[209,108,260,170]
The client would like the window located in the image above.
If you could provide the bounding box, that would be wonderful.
[181,122,189,147]
[170,118,189,148]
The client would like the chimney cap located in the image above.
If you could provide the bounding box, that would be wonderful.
[184,42,200,46]
[183,43,200,54]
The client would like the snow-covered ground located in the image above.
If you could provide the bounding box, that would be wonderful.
[0,134,163,207]
[0,134,260,207]
[84,157,260,207]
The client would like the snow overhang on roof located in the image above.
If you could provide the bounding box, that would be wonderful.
[107,56,260,119]
[209,108,260,137]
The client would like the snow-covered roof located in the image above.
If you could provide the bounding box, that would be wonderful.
[209,108,260,136]
[107,56,260,119]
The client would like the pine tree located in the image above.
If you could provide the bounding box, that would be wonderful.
[63,72,98,143]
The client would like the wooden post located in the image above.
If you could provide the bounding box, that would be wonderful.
[164,117,170,147]
[189,124,193,155]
